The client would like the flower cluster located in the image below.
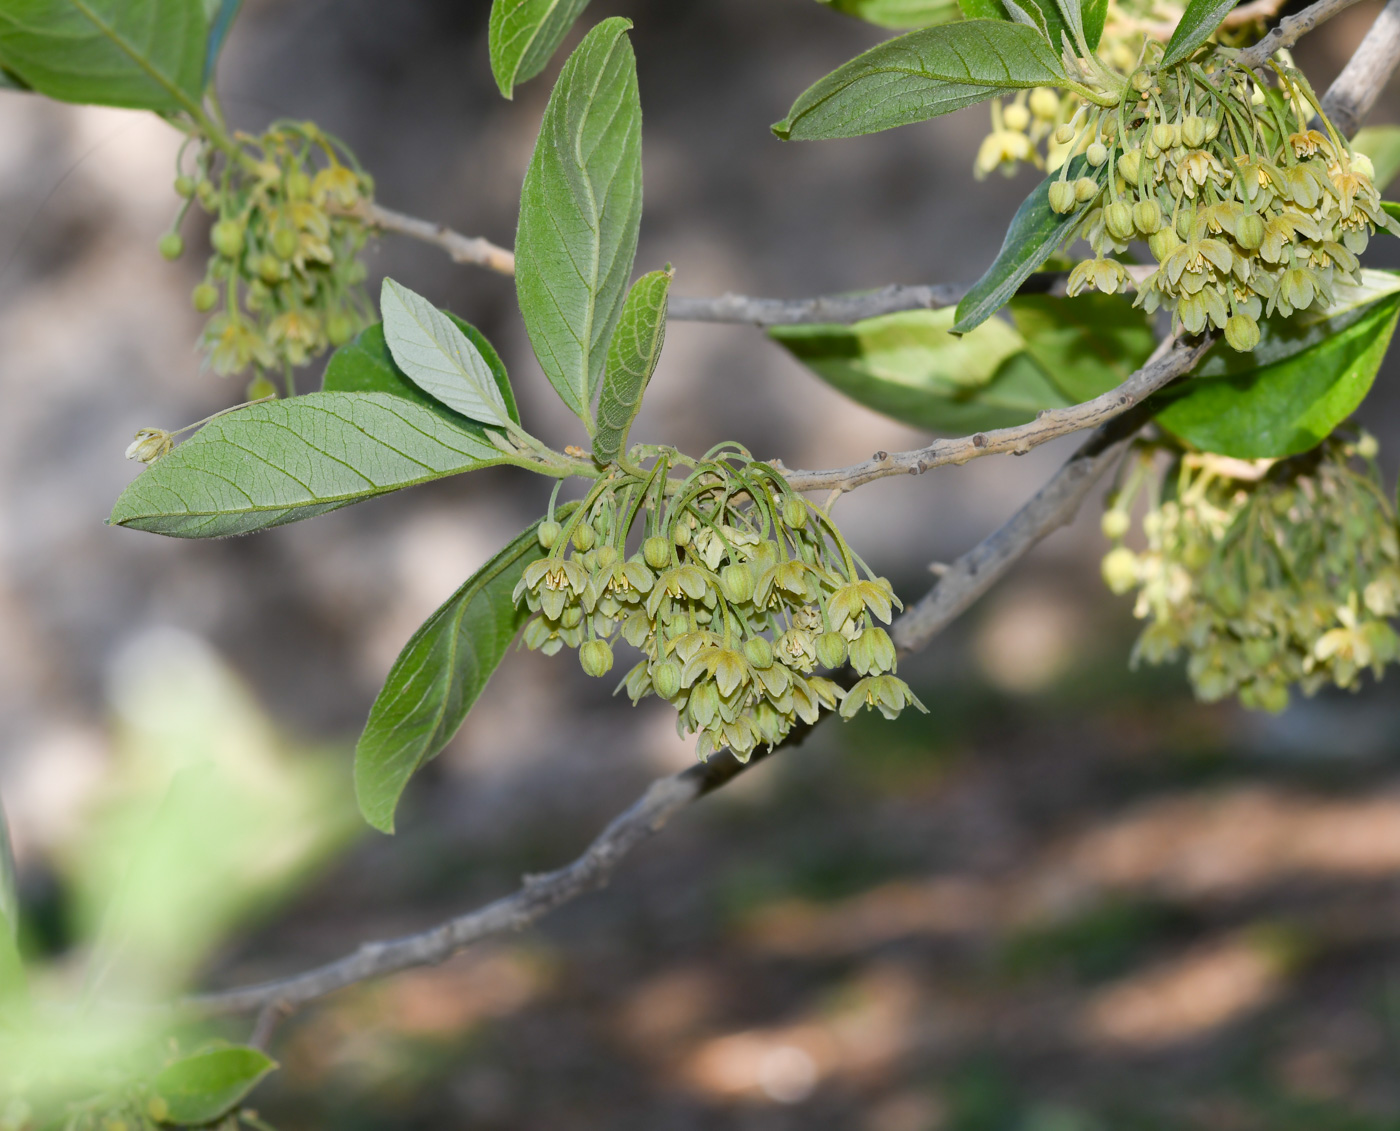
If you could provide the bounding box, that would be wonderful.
[514,449,926,762]
[164,121,375,395]
[1062,55,1395,348]
[1100,438,1400,711]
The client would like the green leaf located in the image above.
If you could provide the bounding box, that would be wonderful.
[958,0,1008,17]
[820,0,963,29]
[773,20,1067,141]
[109,393,514,539]
[0,0,208,112]
[953,156,1101,333]
[323,319,519,427]
[1002,0,1072,52]
[204,0,241,82]
[154,1047,276,1125]
[0,65,30,90]
[516,16,643,433]
[355,515,568,833]
[1081,0,1107,49]
[1354,126,1400,193]
[593,268,673,465]
[380,279,514,430]
[489,0,593,99]
[1161,0,1237,68]
[1155,291,1400,458]
[771,307,1071,433]
[1009,291,1156,403]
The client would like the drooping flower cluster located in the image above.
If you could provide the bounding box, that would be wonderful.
[514,449,926,762]
[1061,53,1396,348]
[1100,438,1400,711]
[164,121,375,395]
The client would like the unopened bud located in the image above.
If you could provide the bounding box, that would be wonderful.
[1235,213,1264,250]
[781,497,808,528]
[1151,122,1176,150]
[1086,141,1108,168]
[273,227,299,259]
[327,312,356,346]
[158,232,184,260]
[644,535,671,569]
[1224,313,1261,352]
[1101,509,1131,540]
[580,639,614,678]
[745,636,774,669]
[673,522,691,548]
[1118,148,1142,183]
[174,175,196,198]
[257,253,283,283]
[286,171,312,201]
[125,427,173,464]
[1029,87,1059,120]
[1054,123,1075,145]
[1175,209,1195,239]
[816,630,848,670]
[537,520,561,549]
[1131,70,1152,93]
[722,563,755,603]
[1182,115,1206,147]
[1048,181,1077,214]
[595,545,619,570]
[1101,546,1139,594]
[653,659,682,699]
[211,219,245,259]
[1133,199,1162,234]
[1003,103,1031,131]
[192,282,219,312]
[1105,201,1134,241]
[1148,227,1181,260]
[1074,177,1099,203]
[572,522,596,552]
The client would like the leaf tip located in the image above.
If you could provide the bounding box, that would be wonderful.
[771,119,795,141]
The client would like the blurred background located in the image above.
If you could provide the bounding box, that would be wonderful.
[4,0,1400,1126]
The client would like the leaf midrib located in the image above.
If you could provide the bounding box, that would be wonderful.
[65,0,202,114]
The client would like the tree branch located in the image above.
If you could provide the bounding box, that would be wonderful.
[186,0,1400,1032]
[1237,0,1372,69]
[355,201,517,276]
[781,334,1210,494]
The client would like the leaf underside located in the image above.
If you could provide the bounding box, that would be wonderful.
[489,0,593,98]
[593,268,674,464]
[516,16,643,433]
[108,393,510,539]
[0,0,208,112]
[773,19,1067,141]
[355,515,570,833]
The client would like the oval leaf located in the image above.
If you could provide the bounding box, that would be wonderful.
[819,0,963,29]
[355,515,569,833]
[952,156,1101,333]
[0,0,208,112]
[380,279,513,429]
[324,318,520,426]
[593,268,673,465]
[1008,291,1156,403]
[773,20,1067,141]
[1161,0,1238,68]
[771,307,1073,433]
[109,393,513,539]
[154,1048,276,1126]
[1155,292,1400,458]
[489,0,593,99]
[516,17,642,433]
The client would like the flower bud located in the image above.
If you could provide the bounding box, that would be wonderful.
[1118,148,1142,183]
[580,639,614,678]
[1235,213,1264,250]
[1175,208,1195,240]
[1054,123,1075,145]
[722,562,755,603]
[1352,152,1376,180]
[286,171,313,201]
[1133,199,1162,234]
[1029,87,1059,120]
[745,636,774,669]
[644,535,671,569]
[327,312,357,346]
[1224,313,1261,352]
[1101,546,1139,594]
[1148,227,1181,260]
[1003,103,1031,131]
[652,658,682,699]
[537,520,561,550]
[1357,431,1380,461]
[1101,510,1131,540]
[1105,201,1134,241]
[158,232,184,260]
[192,282,219,312]
[1086,141,1108,168]
[1182,115,1207,148]
[1151,122,1175,151]
[595,545,619,570]
[781,496,808,529]
[273,227,299,259]
[1074,177,1099,203]
[1205,116,1221,141]
[816,630,848,670]
[1131,70,1153,93]
[257,253,284,283]
[1048,181,1077,214]
[247,374,278,401]
[174,175,196,198]
[125,427,173,464]
[673,522,692,548]
[572,522,596,552]
[196,180,218,209]
[211,219,245,259]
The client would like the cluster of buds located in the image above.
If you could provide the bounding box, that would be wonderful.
[163,121,375,395]
[1100,438,1400,712]
[514,449,926,762]
[1061,53,1395,349]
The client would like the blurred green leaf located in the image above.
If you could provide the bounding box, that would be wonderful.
[772,21,1067,141]
[0,65,30,90]
[1155,292,1400,458]
[0,799,23,1023]
[203,0,242,82]
[154,1047,276,1125]
[489,0,592,98]
[0,0,208,112]
[958,0,1008,16]
[109,393,513,538]
[1161,0,1238,67]
[517,17,642,433]
[953,156,1101,332]
[819,0,962,29]
[323,317,520,426]
[355,515,567,833]
[1354,126,1400,193]
[1081,0,1107,49]
[1009,291,1156,403]
[594,268,673,465]
[380,279,515,430]
[771,307,1073,433]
